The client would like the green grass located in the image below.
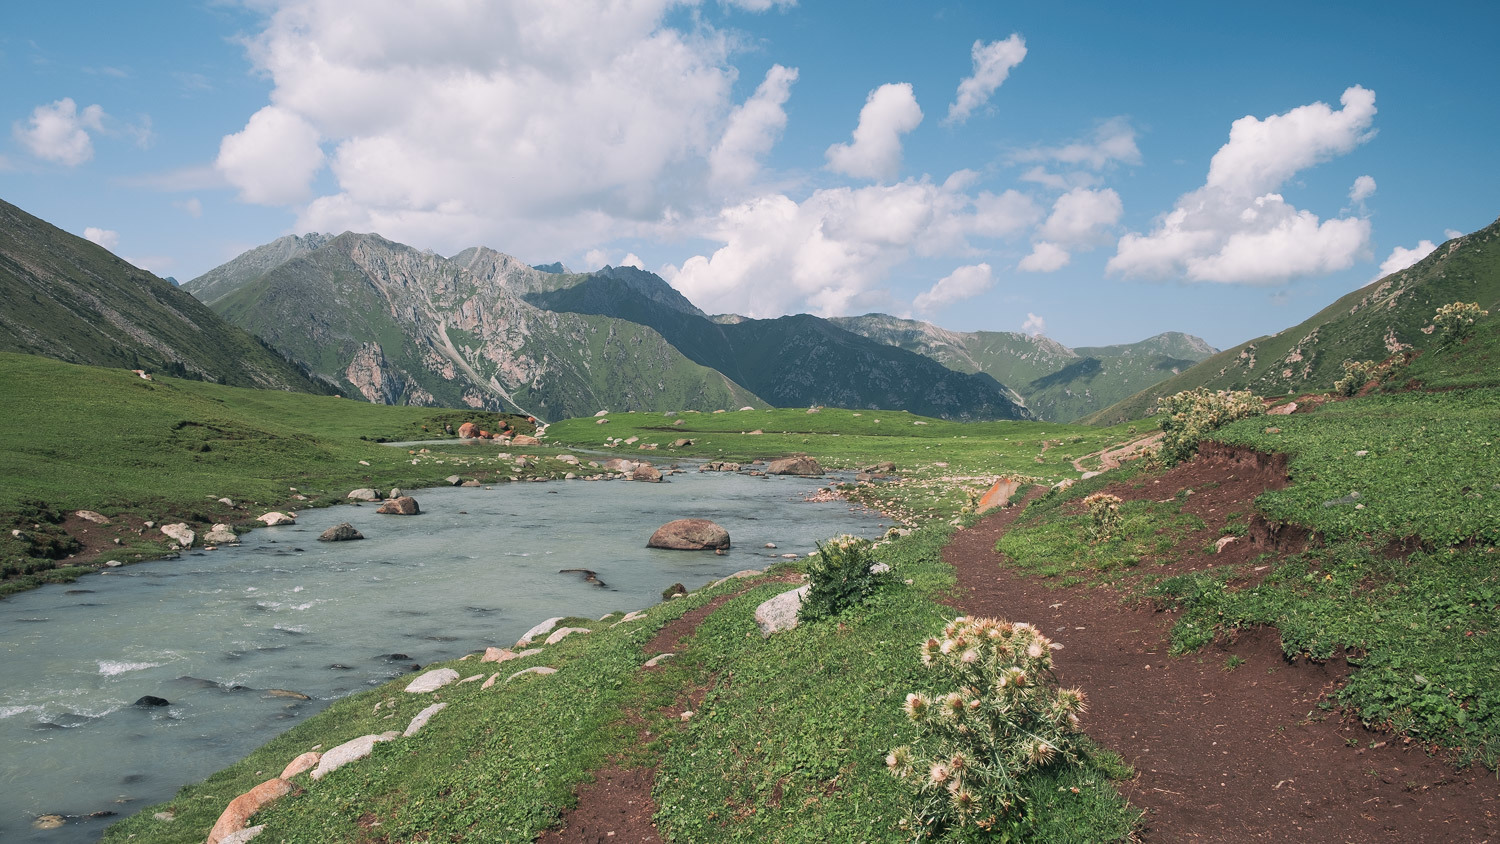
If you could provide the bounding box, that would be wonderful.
[996,495,1205,580]
[105,529,1139,843]
[1212,388,1500,547]
[1150,544,1500,767]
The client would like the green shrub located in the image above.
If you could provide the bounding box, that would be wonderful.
[798,534,888,623]
[1434,301,1489,343]
[1156,388,1263,465]
[1333,359,1388,396]
[887,616,1088,839]
[1082,493,1123,542]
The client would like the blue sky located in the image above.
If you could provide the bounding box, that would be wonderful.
[3,1,1497,350]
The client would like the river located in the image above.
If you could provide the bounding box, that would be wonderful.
[0,468,887,842]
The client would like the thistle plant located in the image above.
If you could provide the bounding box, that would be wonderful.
[888,616,1088,840]
[1155,387,1263,465]
[798,534,887,623]
[1082,492,1123,541]
[1433,301,1488,343]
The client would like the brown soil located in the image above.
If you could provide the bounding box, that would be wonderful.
[540,575,800,844]
[945,449,1500,842]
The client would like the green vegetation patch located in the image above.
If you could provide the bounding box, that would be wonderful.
[653,526,1136,842]
[1212,389,1500,547]
[1150,544,1500,767]
[997,495,1204,581]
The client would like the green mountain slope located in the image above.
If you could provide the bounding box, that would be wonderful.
[0,197,329,393]
[524,275,1032,420]
[1086,216,1500,424]
[197,233,762,420]
[829,314,1214,421]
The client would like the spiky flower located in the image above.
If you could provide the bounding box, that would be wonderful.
[904,692,930,722]
[928,761,952,786]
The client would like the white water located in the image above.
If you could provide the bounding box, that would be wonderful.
[0,469,887,841]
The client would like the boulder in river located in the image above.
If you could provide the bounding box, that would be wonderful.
[632,464,663,483]
[376,496,420,515]
[204,524,238,545]
[134,695,171,707]
[648,518,730,550]
[766,456,823,476]
[318,523,363,542]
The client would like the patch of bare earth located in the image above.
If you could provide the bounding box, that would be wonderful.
[539,574,800,844]
[945,448,1500,842]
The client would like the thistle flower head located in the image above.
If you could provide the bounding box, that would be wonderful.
[1026,740,1056,766]
[960,648,979,665]
[941,692,967,719]
[950,789,977,814]
[903,692,930,721]
[928,761,952,786]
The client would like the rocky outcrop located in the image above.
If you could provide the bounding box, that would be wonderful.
[206,777,296,844]
[648,519,730,550]
[766,456,823,476]
[755,585,810,637]
[318,523,364,542]
[376,496,420,515]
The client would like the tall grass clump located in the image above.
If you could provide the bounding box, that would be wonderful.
[887,616,1088,840]
[1156,388,1263,465]
[798,534,890,623]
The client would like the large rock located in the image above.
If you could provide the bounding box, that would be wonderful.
[632,464,663,483]
[310,734,397,780]
[318,523,363,542]
[648,518,730,550]
[160,523,195,547]
[511,434,540,446]
[347,488,381,501]
[755,585,810,637]
[280,751,321,779]
[517,617,564,646]
[206,777,295,844]
[404,668,459,693]
[604,458,637,473]
[75,510,110,524]
[376,496,420,515]
[256,511,296,526]
[977,478,1021,514]
[204,524,238,545]
[766,456,823,476]
[458,422,479,438]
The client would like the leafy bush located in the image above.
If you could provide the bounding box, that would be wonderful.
[1082,493,1123,542]
[798,534,889,623]
[1155,388,1264,465]
[1434,301,1489,343]
[887,616,1088,839]
[1333,359,1389,396]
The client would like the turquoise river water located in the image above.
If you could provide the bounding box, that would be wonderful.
[0,468,887,842]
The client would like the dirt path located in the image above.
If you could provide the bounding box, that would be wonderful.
[944,456,1500,842]
[1072,432,1164,474]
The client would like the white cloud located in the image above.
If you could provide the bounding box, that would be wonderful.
[217,105,325,204]
[1109,86,1376,285]
[1444,228,1464,240]
[666,179,1036,318]
[1018,241,1070,272]
[825,82,923,180]
[945,34,1026,125]
[84,227,120,249]
[175,197,204,218]
[1349,174,1376,203]
[1022,312,1045,336]
[14,98,105,166]
[709,64,798,187]
[1374,239,1436,280]
[1037,187,1122,246]
[1014,117,1141,187]
[620,252,645,270]
[913,263,993,312]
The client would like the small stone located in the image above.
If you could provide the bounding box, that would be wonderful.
[153,811,175,821]
[134,695,171,707]
[506,665,557,682]
[105,559,123,567]
[644,653,674,668]
[545,626,591,645]
[680,710,694,721]
[403,702,447,737]
[318,523,363,542]
[75,510,110,524]
[1214,536,1238,553]
[754,585,810,637]
[481,673,500,688]
[459,673,484,683]
[220,826,267,844]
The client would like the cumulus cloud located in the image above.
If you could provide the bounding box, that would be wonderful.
[666,179,1037,317]
[1109,86,1377,285]
[1037,187,1122,245]
[217,105,326,204]
[914,263,993,312]
[709,64,798,187]
[1374,239,1437,281]
[945,34,1026,125]
[1022,312,1045,336]
[14,98,105,166]
[1444,228,1464,240]
[1015,117,1140,189]
[1018,241,1070,272]
[84,227,120,249]
[620,252,645,270]
[825,82,923,180]
[1349,174,1376,204]
[175,197,204,218]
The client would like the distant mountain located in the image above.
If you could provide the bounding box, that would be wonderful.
[829,314,1215,421]
[180,233,332,307]
[1085,216,1500,424]
[522,272,1031,420]
[0,197,330,393]
[189,233,762,420]
[531,261,571,274]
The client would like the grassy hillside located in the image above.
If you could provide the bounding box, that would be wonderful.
[0,197,330,393]
[830,314,1215,422]
[1086,217,1500,424]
